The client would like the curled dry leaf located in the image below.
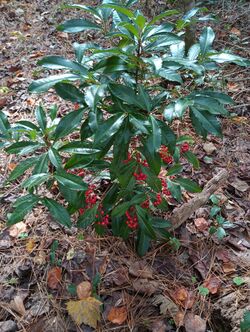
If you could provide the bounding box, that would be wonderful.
[76,281,92,300]
[203,276,221,294]
[10,295,26,316]
[184,313,206,332]
[107,306,127,325]
[9,222,27,238]
[47,267,62,289]
[129,261,153,279]
[67,297,102,329]
[194,218,209,232]
[132,278,159,295]
[172,288,195,309]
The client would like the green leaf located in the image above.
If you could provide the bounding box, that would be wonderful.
[167,164,183,176]
[136,228,151,257]
[142,166,162,192]
[148,9,179,25]
[57,19,101,33]
[199,91,234,105]
[22,173,50,189]
[54,169,87,191]
[111,202,131,218]
[209,53,250,66]
[8,157,38,181]
[209,194,220,205]
[210,205,221,217]
[158,121,176,154]
[199,27,215,56]
[101,4,134,18]
[35,104,47,133]
[5,141,43,155]
[43,198,72,228]
[32,153,49,174]
[151,217,171,229]
[29,74,80,93]
[59,142,100,155]
[233,276,245,286]
[55,83,85,103]
[149,115,161,152]
[77,205,98,229]
[158,68,183,84]
[174,177,202,193]
[85,84,106,111]
[240,311,250,332]
[15,120,40,132]
[136,205,156,239]
[216,226,226,239]
[183,151,200,169]
[48,148,62,169]
[167,179,182,201]
[38,56,88,76]
[7,194,39,226]
[0,110,10,134]
[145,34,182,51]
[54,108,84,140]
[140,141,161,175]
[164,98,191,122]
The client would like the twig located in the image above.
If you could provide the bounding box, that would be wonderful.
[169,169,229,230]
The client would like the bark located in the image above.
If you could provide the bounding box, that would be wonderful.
[169,169,229,230]
[181,0,196,54]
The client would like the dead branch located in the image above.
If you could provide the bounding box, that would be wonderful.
[169,169,229,230]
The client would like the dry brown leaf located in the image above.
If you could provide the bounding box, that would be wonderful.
[9,222,27,238]
[47,267,62,289]
[172,288,195,309]
[26,238,35,253]
[132,278,159,295]
[67,297,102,328]
[33,251,46,265]
[223,261,236,273]
[174,311,185,327]
[152,320,167,332]
[194,218,209,232]
[203,276,221,294]
[153,294,178,316]
[227,82,239,91]
[129,261,153,279]
[230,27,241,36]
[184,313,206,332]
[7,163,17,171]
[98,256,109,275]
[76,281,92,300]
[10,295,26,315]
[107,306,127,325]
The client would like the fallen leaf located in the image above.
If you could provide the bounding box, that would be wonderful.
[174,311,185,327]
[203,142,217,155]
[132,278,159,295]
[223,261,236,274]
[203,276,221,294]
[230,27,241,36]
[33,251,46,265]
[184,313,206,332]
[47,267,62,289]
[194,218,209,232]
[152,320,167,332]
[109,268,128,286]
[66,248,75,260]
[107,306,127,325]
[76,281,92,300]
[0,97,7,108]
[26,97,36,106]
[227,82,239,91]
[172,287,195,309]
[67,297,102,328]
[10,295,26,315]
[26,238,35,253]
[7,163,17,171]
[98,256,108,275]
[9,222,27,238]
[153,294,178,316]
[129,261,153,279]
[29,51,45,59]
[230,178,249,192]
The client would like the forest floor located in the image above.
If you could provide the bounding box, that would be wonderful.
[0,0,250,331]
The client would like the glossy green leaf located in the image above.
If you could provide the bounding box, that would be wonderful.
[55,83,85,103]
[174,177,202,193]
[5,141,43,155]
[240,310,250,332]
[43,197,72,228]
[183,151,200,169]
[136,228,151,257]
[167,179,182,201]
[35,104,47,133]
[32,153,49,175]
[199,27,215,56]
[209,53,250,66]
[0,110,10,134]
[167,164,183,176]
[59,141,100,155]
[57,19,101,33]
[148,9,179,25]
[22,173,50,189]
[7,194,39,226]
[190,106,222,137]
[48,148,62,168]
[77,205,98,229]
[54,169,87,191]
[158,68,182,84]
[151,217,171,229]
[38,56,88,76]
[29,74,80,93]
[54,108,84,140]
[8,157,38,181]
[136,205,156,239]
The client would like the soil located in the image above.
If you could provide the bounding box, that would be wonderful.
[0,1,249,331]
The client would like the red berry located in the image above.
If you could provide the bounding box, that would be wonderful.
[181,142,190,153]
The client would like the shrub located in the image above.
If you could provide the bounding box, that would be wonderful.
[1,1,249,255]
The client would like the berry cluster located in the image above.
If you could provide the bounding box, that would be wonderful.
[153,193,162,207]
[125,208,138,229]
[181,142,190,153]
[133,171,147,181]
[141,199,150,209]
[161,179,171,196]
[67,168,85,177]
[85,185,97,206]
[95,204,109,226]
[159,146,173,164]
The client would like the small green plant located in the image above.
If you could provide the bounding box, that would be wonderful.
[208,194,232,239]
[1,1,249,255]
[198,285,209,296]
[233,276,245,287]
[241,311,250,332]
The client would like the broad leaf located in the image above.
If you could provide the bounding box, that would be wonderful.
[59,142,100,155]
[5,141,43,155]
[55,83,85,103]
[8,157,38,181]
[29,74,80,93]
[199,27,215,56]
[174,177,202,193]
[35,105,47,133]
[22,173,50,189]
[43,197,72,228]
[57,19,101,33]
[54,169,87,191]
[54,108,84,140]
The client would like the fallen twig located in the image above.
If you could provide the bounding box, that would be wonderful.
[169,169,229,230]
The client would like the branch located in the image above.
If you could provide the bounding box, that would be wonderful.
[169,169,229,231]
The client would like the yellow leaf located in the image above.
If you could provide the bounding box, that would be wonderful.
[26,238,35,253]
[67,297,102,328]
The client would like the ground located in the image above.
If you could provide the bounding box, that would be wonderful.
[0,1,249,331]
